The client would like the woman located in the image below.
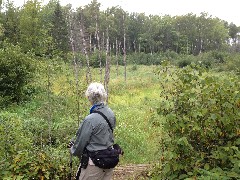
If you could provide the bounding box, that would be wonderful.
[70,82,116,180]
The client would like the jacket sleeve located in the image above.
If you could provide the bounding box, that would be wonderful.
[70,119,93,158]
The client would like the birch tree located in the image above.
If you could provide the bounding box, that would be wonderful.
[104,25,110,103]
[66,9,82,125]
[123,14,127,81]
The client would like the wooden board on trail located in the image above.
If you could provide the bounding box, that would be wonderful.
[113,164,151,180]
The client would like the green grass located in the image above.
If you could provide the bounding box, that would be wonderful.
[106,65,163,164]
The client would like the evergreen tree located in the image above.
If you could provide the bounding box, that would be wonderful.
[2,1,20,44]
[51,1,69,57]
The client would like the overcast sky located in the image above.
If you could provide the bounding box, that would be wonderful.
[10,0,240,26]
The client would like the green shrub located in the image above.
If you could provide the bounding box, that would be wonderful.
[0,112,70,179]
[89,50,106,68]
[173,54,197,68]
[196,52,214,68]
[177,59,191,67]
[0,111,32,160]
[130,64,138,71]
[220,53,240,73]
[210,50,229,63]
[151,65,240,179]
[0,42,35,106]
[0,148,69,179]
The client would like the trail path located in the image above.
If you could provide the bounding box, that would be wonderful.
[112,164,151,180]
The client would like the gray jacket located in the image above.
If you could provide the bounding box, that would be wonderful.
[70,104,116,158]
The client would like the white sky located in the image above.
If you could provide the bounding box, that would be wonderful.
[8,0,240,26]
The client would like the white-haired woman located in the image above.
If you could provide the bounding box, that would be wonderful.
[70,82,117,180]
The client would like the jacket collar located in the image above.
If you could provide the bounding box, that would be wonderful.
[90,102,104,114]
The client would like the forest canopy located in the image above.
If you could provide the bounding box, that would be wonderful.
[0,0,239,58]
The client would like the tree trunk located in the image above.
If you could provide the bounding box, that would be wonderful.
[123,15,127,82]
[116,38,119,76]
[79,13,92,83]
[89,33,92,54]
[133,39,136,53]
[100,32,105,82]
[96,28,102,82]
[47,64,52,146]
[68,12,81,126]
[104,28,110,104]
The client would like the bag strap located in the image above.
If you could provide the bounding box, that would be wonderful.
[92,110,113,132]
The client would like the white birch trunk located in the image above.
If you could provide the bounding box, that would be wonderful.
[116,38,119,76]
[68,12,81,125]
[104,27,110,104]
[79,14,92,83]
[123,15,127,82]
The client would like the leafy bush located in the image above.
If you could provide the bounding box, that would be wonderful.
[151,65,240,179]
[127,52,162,65]
[219,53,240,73]
[89,50,106,68]
[0,112,70,179]
[130,64,138,71]
[0,42,35,106]
[0,111,32,160]
[0,148,69,179]
[175,53,216,68]
[210,50,229,63]
[176,55,194,68]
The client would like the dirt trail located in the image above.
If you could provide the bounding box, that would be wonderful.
[112,164,151,180]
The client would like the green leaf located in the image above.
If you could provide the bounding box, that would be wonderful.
[164,164,171,173]
[210,113,217,120]
[16,176,24,180]
[179,174,188,179]
[204,163,210,170]
[235,138,240,145]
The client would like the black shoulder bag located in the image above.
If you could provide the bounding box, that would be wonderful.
[89,111,123,169]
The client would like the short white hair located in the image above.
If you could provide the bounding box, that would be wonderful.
[85,82,107,104]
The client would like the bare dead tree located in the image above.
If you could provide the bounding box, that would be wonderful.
[101,32,105,82]
[97,32,103,82]
[89,33,92,54]
[115,38,119,76]
[123,14,127,82]
[94,23,97,52]
[133,39,136,53]
[79,12,92,83]
[67,10,81,126]
[104,27,110,104]
[47,64,52,146]
[95,14,103,82]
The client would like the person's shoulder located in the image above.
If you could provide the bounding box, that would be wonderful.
[85,113,97,121]
[105,106,115,115]
[101,104,113,111]
[80,114,100,129]
[85,113,102,123]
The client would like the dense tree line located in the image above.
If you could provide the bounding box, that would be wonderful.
[0,0,240,59]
